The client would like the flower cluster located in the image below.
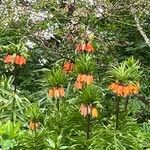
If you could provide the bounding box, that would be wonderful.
[75,74,93,89]
[76,41,94,52]
[48,87,65,98]
[63,60,74,73]
[35,23,58,40]
[79,103,98,118]
[25,40,36,49]
[108,82,139,97]
[30,11,49,23]
[4,54,26,66]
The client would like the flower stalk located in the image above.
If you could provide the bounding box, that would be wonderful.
[56,98,60,111]
[11,65,17,123]
[125,96,129,112]
[86,114,90,140]
[115,97,120,129]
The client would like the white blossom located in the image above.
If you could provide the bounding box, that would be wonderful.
[0,3,8,17]
[25,40,36,49]
[30,11,49,23]
[35,23,58,40]
[95,6,104,18]
[11,5,30,22]
[80,0,95,6]
[35,29,55,40]
[87,0,95,5]
[24,0,37,3]
[39,58,47,66]
[12,7,20,21]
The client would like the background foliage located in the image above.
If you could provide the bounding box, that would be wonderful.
[0,0,150,150]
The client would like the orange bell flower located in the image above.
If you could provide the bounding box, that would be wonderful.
[53,87,60,98]
[109,82,140,97]
[4,55,13,64]
[77,74,82,82]
[126,84,139,95]
[80,74,87,83]
[29,121,40,130]
[109,82,117,90]
[79,104,91,117]
[76,42,94,53]
[74,81,83,89]
[79,104,88,117]
[19,56,26,65]
[81,43,86,51]
[116,85,124,96]
[91,108,98,118]
[58,87,65,97]
[48,89,54,97]
[87,105,92,115]
[123,86,130,97]
[86,75,93,85]
[132,84,139,94]
[63,60,74,73]
[76,43,86,52]
[4,54,26,66]
[48,87,65,98]
[75,74,94,89]
[15,55,20,64]
[15,55,26,65]
[76,43,82,52]
[86,42,94,52]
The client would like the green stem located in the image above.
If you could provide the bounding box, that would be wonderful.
[11,65,17,122]
[116,97,120,129]
[125,96,129,112]
[34,126,37,150]
[56,98,59,111]
[86,114,90,140]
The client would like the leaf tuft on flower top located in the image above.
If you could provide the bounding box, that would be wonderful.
[75,54,96,74]
[108,56,141,84]
[45,66,67,87]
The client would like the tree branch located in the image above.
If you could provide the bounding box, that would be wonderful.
[133,14,150,48]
